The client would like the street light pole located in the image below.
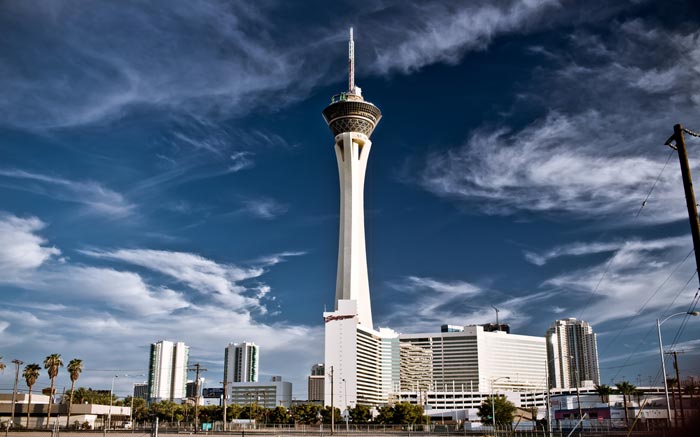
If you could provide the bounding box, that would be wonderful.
[342,378,348,432]
[544,359,552,437]
[6,359,23,437]
[108,375,118,431]
[490,376,510,434]
[569,357,583,420]
[221,381,227,432]
[656,311,699,428]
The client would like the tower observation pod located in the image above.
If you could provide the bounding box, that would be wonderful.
[322,28,381,329]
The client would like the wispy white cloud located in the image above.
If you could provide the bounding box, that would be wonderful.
[240,198,289,219]
[0,169,135,218]
[371,0,561,75]
[381,276,546,333]
[0,1,327,130]
[419,20,700,225]
[542,236,694,325]
[255,251,307,267]
[81,248,265,310]
[420,111,687,222]
[229,151,255,172]
[524,237,688,266]
[0,214,61,276]
[41,266,192,316]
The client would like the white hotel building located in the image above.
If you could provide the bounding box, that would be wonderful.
[400,325,547,394]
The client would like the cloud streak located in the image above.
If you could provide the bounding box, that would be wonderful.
[0,169,135,218]
[380,276,548,333]
[371,0,561,75]
[541,235,694,325]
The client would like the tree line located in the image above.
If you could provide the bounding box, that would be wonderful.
[121,400,426,426]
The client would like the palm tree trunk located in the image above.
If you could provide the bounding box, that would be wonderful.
[623,396,629,427]
[66,380,75,428]
[47,378,55,428]
[26,387,32,429]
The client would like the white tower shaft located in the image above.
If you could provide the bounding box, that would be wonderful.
[334,131,373,328]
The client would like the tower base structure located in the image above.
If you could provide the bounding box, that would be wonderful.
[324,300,398,408]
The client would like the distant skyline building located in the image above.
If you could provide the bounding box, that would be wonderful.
[224,342,259,387]
[546,318,600,389]
[133,383,148,400]
[323,29,389,408]
[148,340,189,402]
[308,364,325,403]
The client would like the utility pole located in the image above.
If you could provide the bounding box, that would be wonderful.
[6,359,23,437]
[220,381,227,431]
[667,351,686,427]
[188,363,207,433]
[666,124,700,284]
[329,366,334,435]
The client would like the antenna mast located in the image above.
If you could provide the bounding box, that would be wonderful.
[348,27,355,93]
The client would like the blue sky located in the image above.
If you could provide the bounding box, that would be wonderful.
[1,0,700,400]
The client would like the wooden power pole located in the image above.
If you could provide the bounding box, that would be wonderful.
[188,363,207,433]
[666,351,686,427]
[666,124,700,284]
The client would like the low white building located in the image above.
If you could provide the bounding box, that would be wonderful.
[0,393,131,429]
[227,378,292,409]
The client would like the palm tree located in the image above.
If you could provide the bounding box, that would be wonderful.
[43,354,64,428]
[615,381,637,428]
[594,384,612,404]
[0,356,6,373]
[65,359,83,428]
[23,363,41,428]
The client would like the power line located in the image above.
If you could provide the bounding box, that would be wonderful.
[599,247,694,356]
[636,149,674,217]
[608,270,697,383]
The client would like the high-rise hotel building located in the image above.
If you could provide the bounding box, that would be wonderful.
[224,342,259,387]
[148,340,189,402]
[546,318,600,389]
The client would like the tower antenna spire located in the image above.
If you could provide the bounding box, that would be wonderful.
[348,27,355,93]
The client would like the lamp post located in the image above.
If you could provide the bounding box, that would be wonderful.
[221,381,227,432]
[108,375,119,431]
[657,311,699,427]
[490,376,510,433]
[544,359,553,437]
[6,359,23,437]
[342,378,348,432]
[567,356,583,420]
